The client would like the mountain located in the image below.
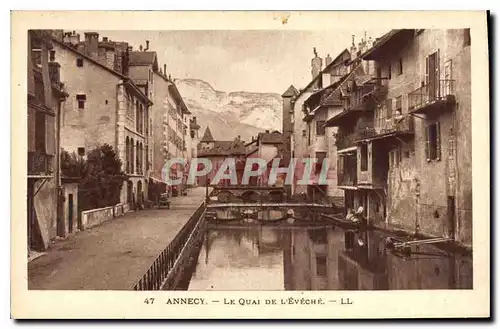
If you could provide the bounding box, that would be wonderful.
[175,78,283,142]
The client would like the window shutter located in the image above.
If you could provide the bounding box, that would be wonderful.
[435,122,441,161]
[28,107,36,152]
[45,114,55,155]
[436,49,441,98]
[425,124,431,161]
[386,99,393,118]
[425,56,429,86]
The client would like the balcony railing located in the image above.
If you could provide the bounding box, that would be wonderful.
[335,127,376,149]
[28,151,54,176]
[408,79,455,113]
[374,115,414,137]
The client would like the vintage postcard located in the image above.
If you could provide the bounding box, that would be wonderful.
[11,11,490,319]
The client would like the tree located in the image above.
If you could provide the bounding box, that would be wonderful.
[61,149,85,178]
[62,144,126,211]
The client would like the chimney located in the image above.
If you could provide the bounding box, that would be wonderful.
[128,46,133,52]
[350,35,357,60]
[102,37,108,42]
[367,36,374,49]
[311,47,323,80]
[144,40,150,51]
[139,45,143,51]
[265,130,270,133]
[325,54,333,67]
[164,64,167,76]
[84,32,99,59]
[64,31,80,46]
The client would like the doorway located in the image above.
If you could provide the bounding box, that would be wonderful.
[127,181,133,205]
[427,52,439,101]
[447,196,455,239]
[68,194,74,234]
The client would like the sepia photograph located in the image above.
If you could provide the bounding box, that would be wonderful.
[11,10,490,319]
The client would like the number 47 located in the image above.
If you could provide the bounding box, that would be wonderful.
[144,298,155,305]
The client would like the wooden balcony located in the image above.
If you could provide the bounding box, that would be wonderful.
[408,79,456,115]
[28,151,54,176]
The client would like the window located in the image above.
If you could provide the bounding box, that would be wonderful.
[395,96,402,114]
[464,28,471,47]
[76,94,86,109]
[360,143,368,171]
[76,58,84,67]
[316,120,326,136]
[307,123,312,146]
[77,147,85,156]
[316,256,327,276]
[49,50,55,62]
[397,58,403,75]
[425,122,441,161]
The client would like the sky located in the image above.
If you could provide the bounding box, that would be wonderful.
[88,29,388,94]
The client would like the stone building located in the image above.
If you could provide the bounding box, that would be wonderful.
[197,127,246,186]
[329,29,472,247]
[27,30,68,250]
[51,33,152,208]
[285,47,353,199]
[151,67,193,196]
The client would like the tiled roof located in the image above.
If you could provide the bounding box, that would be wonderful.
[282,85,299,97]
[258,131,283,144]
[200,126,215,142]
[198,140,246,156]
[129,51,156,65]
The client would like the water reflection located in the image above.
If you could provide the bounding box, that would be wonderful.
[187,225,472,291]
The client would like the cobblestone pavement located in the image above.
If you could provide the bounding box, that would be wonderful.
[28,187,206,290]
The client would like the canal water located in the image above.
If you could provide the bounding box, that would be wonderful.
[186,224,472,290]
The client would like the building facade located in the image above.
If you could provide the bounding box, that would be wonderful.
[27,30,68,250]
[330,29,472,247]
[151,69,194,196]
[52,33,152,208]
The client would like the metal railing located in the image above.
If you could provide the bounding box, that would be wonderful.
[335,127,376,149]
[28,151,54,176]
[132,202,206,290]
[408,79,455,111]
[375,115,414,136]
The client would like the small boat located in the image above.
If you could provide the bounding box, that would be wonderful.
[321,213,364,230]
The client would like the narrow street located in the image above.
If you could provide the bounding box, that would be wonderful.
[28,187,206,290]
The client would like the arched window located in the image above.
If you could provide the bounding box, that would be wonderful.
[130,138,135,174]
[138,142,142,175]
[136,140,140,175]
[135,100,139,131]
[125,137,130,173]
